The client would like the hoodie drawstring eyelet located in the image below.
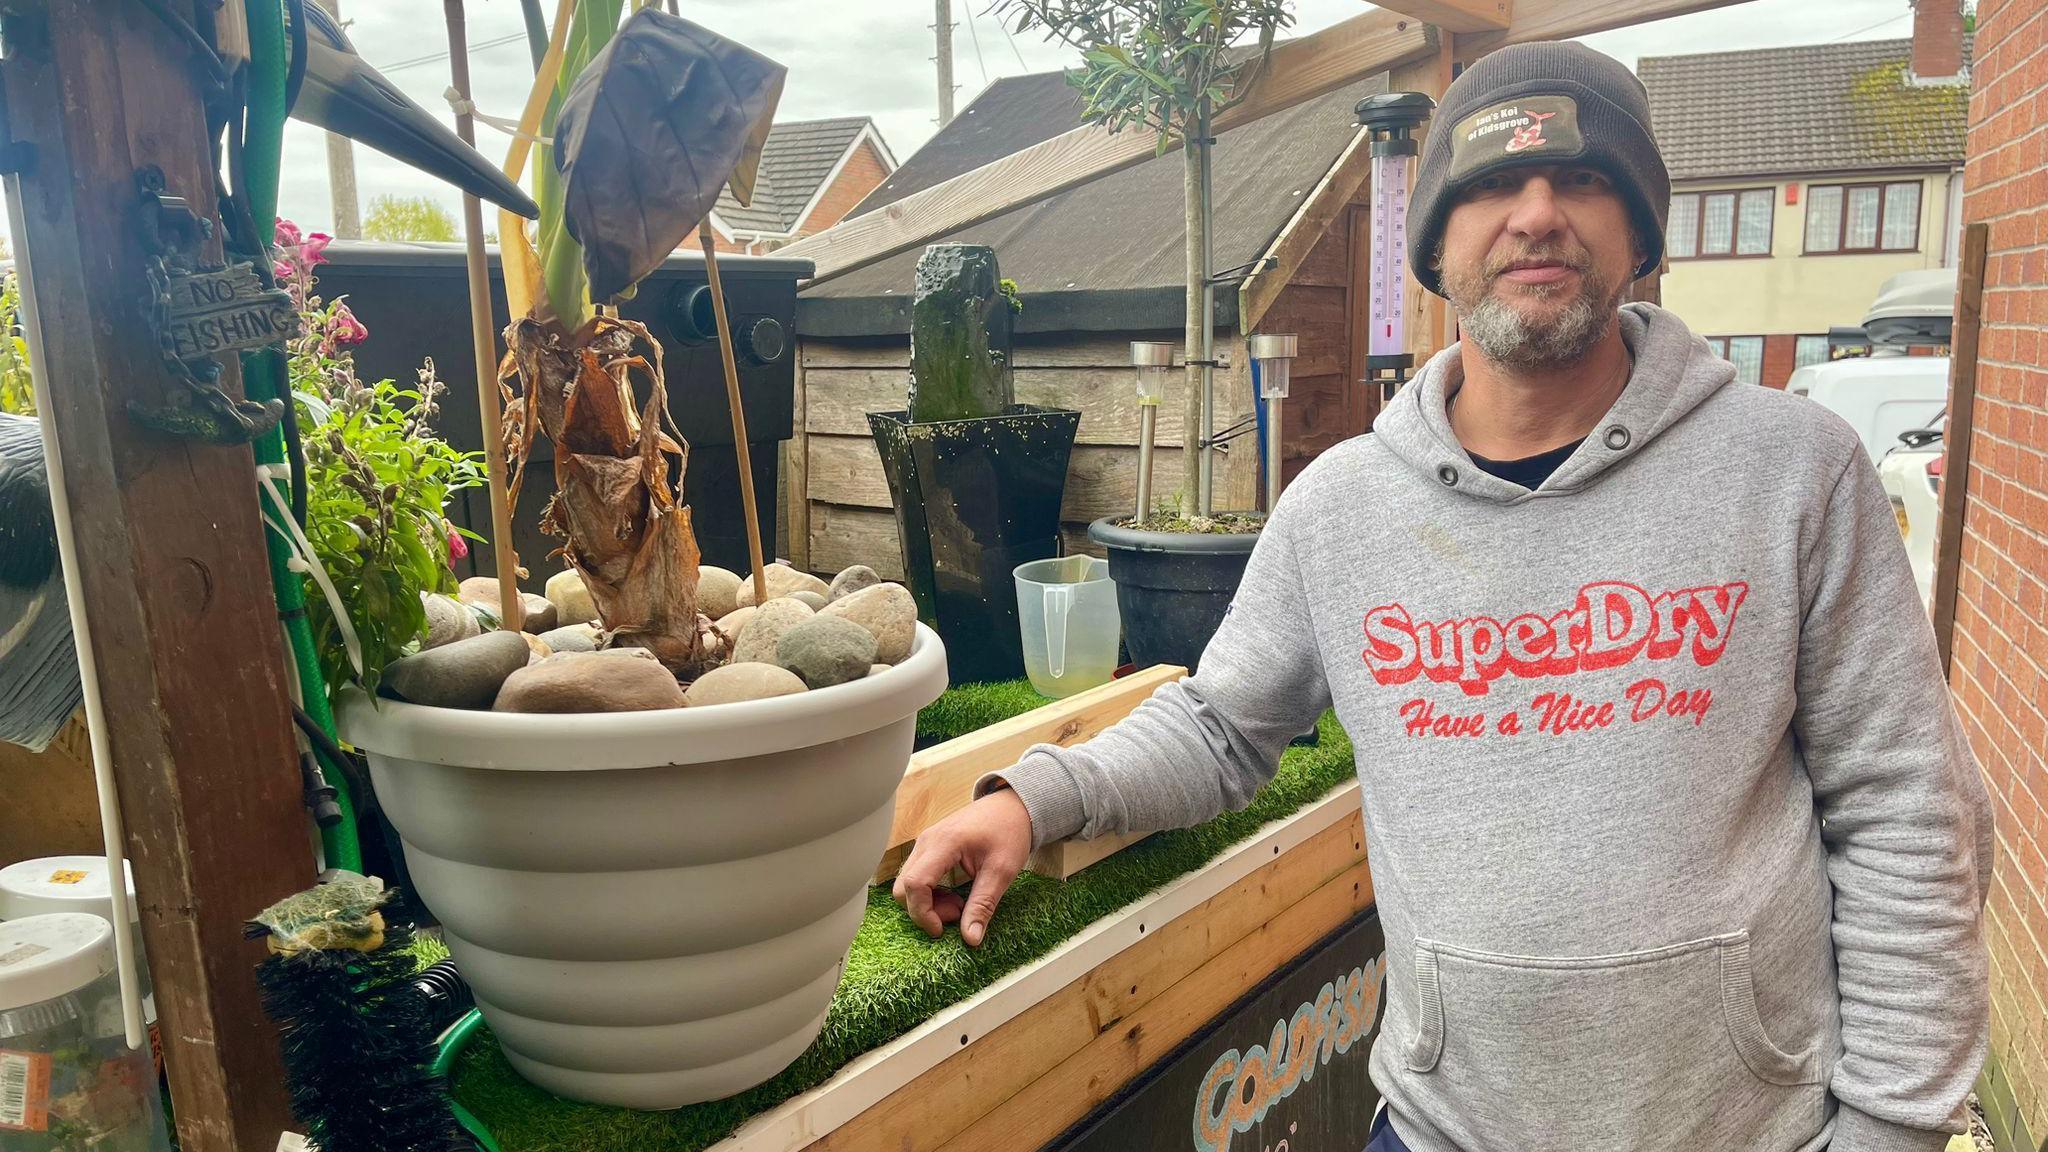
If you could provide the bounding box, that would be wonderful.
[1604,426,1632,451]
[1438,464,1459,486]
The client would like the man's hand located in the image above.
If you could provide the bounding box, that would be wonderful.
[892,785,1033,947]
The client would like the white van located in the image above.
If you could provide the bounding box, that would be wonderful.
[1786,269,1953,463]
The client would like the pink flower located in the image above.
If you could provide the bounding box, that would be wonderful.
[273,260,295,283]
[275,219,303,248]
[445,522,469,563]
[301,232,332,266]
[326,305,369,346]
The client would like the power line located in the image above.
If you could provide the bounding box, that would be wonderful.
[962,4,990,86]
[1831,11,1910,42]
[382,30,528,74]
[992,2,1030,69]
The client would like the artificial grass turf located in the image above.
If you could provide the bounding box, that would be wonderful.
[446,684,1358,1152]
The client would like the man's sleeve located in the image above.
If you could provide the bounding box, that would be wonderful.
[1795,449,1996,1152]
[977,490,1335,851]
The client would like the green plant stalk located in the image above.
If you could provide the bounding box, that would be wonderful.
[244,0,361,872]
[534,0,626,329]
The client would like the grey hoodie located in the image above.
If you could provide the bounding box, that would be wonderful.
[982,303,1995,1152]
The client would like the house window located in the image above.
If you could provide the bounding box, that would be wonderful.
[1667,188,1774,258]
[1805,181,1922,253]
[1794,334,1832,369]
[1704,336,1766,385]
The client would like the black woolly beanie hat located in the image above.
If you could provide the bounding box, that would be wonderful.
[1408,41,1669,299]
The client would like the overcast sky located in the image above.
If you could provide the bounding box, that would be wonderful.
[272,0,1919,232]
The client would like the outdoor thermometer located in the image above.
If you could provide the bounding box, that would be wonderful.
[1355,92,1435,406]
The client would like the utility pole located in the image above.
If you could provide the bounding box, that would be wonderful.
[935,0,956,126]
[322,0,362,237]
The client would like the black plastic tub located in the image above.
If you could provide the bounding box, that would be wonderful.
[1087,515,1263,674]
[869,406,1081,684]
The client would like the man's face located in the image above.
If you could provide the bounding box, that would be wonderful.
[1437,164,1640,371]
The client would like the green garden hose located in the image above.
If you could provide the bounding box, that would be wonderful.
[434,1009,503,1152]
[242,0,362,872]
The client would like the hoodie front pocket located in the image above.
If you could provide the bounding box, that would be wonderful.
[1403,930,1821,1149]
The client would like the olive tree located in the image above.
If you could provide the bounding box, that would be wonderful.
[994,0,1292,517]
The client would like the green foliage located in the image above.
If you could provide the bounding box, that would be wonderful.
[277,226,484,705]
[997,0,1293,154]
[362,194,459,243]
[535,0,628,330]
[998,277,1025,314]
[449,698,1358,1152]
[0,273,34,416]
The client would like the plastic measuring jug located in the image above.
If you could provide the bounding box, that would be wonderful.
[1013,555,1121,698]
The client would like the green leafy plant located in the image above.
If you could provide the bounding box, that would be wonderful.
[0,272,35,416]
[362,194,460,242]
[276,221,484,704]
[996,0,1291,524]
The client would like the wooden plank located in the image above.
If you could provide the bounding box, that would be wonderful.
[805,365,1190,447]
[1240,124,1373,333]
[821,810,1367,1152]
[780,11,1435,284]
[714,785,1362,1152]
[1029,829,1151,880]
[785,352,812,571]
[875,666,1189,882]
[1372,0,1512,32]
[4,11,317,1151]
[1933,222,1987,675]
[1454,0,1761,60]
[808,435,1188,526]
[810,503,905,581]
[932,855,1378,1152]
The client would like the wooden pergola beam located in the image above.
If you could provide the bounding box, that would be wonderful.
[1454,0,1761,59]
[781,10,1437,285]
[1370,0,1512,33]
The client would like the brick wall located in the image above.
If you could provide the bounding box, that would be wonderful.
[1951,2,2048,1148]
[801,137,892,236]
[1762,333,1797,389]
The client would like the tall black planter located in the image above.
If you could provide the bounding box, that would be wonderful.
[870,406,1081,684]
[1088,516,1262,674]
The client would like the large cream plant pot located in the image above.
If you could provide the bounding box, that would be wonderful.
[336,625,948,1109]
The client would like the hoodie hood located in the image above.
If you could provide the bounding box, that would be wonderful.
[1373,302,1738,504]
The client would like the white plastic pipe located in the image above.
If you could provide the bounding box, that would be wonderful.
[5,174,149,1051]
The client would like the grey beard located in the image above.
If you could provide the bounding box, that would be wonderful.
[1458,283,1612,371]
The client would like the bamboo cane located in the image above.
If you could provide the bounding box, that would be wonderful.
[445,0,524,631]
[696,221,769,606]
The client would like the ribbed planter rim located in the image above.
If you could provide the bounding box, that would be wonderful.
[335,624,949,772]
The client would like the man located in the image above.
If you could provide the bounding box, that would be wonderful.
[894,42,1994,1152]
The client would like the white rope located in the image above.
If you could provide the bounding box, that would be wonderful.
[444,87,553,145]
[257,463,364,682]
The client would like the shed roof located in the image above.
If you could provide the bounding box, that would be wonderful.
[1639,37,1970,182]
[801,72,1385,336]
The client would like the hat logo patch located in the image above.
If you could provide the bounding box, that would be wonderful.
[1504,110,1557,153]
[1447,95,1585,182]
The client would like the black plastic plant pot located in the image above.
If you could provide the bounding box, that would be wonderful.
[1088,515,1263,675]
[869,406,1082,684]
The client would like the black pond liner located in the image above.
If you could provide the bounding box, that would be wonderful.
[869,406,1082,684]
[1087,514,1263,675]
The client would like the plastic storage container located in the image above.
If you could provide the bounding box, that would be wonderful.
[0,857,157,1070]
[0,914,172,1152]
[1013,555,1122,698]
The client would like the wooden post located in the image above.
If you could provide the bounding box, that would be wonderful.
[1,6,316,1150]
[1931,222,1987,674]
[445,0,524,630]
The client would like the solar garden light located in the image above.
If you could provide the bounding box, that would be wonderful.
[1249,333,1298,513]
[1131,340,1177,523]
[1356,91,1435,407]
